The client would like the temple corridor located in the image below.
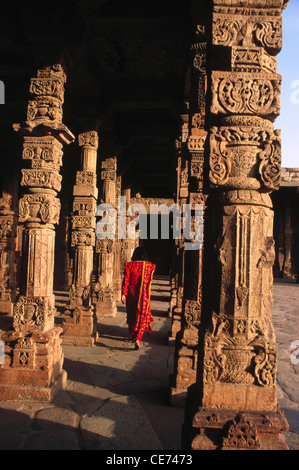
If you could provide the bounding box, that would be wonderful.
[1,0,298,452]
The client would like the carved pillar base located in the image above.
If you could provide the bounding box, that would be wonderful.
[61,305,98,346]
[0,326,67,401]
[183,385,289,450]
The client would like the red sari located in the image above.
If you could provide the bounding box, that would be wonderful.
[122,260,156,343]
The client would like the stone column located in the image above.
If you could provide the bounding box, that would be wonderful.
[170,26,207,406]
[62,131,98,346]
[0,192,17,315]
[0,64,74,401]
[168,114,189,344]
[183,0,289,450]
[93,157,117,317]
[168,142,183,319]
[119,187,134,276]
[113,175,123,301]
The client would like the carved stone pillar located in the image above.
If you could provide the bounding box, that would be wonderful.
[183,0,289,450]
[93,157,117,317]
[0,64,74,401]
[62,131,98,346]
[170,26,207,405]
[119,187,134,278]
[168,142,183,319]
[113,175,123,301]
[0,193,17,315]
[169,114,189,344]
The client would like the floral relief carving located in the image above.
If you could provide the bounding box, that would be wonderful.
[211,72,281,118]
[213,15,282,53]
[71,230,95,248]
[13,297,49,328]
[258,131,281,190]
[19,194,61,225]
[27,97,63,122]
[76,171,97,187]
[21,169,62,192]
[78,131,99,149]
[22,141,63,167]
[184,300,202,329]
[29,78,64,102]
[72,215,95,230]
[209,125,281,190]
[203,312,277,387]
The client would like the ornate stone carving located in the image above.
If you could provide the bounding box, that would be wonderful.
[209,123,281,190]
[211,72,281,119]
[203,312,277,387]
[71,230,95,248]
[76,171,97,187]
[71,215,95,230]
[13,296,49,330]
[19,194,61,225]
[78,131,99,148]
[184,300,201,329]
[21,169,62,192]
[27,97,63,123]
[12,336,36,369]
[29,77,65,102]
[213,14,282,53]
[231,46,277,73]
[222,414,261,450]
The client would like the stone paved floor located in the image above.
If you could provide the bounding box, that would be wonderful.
[0,277,298,450]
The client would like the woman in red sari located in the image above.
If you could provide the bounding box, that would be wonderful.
[122,247,156,349]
